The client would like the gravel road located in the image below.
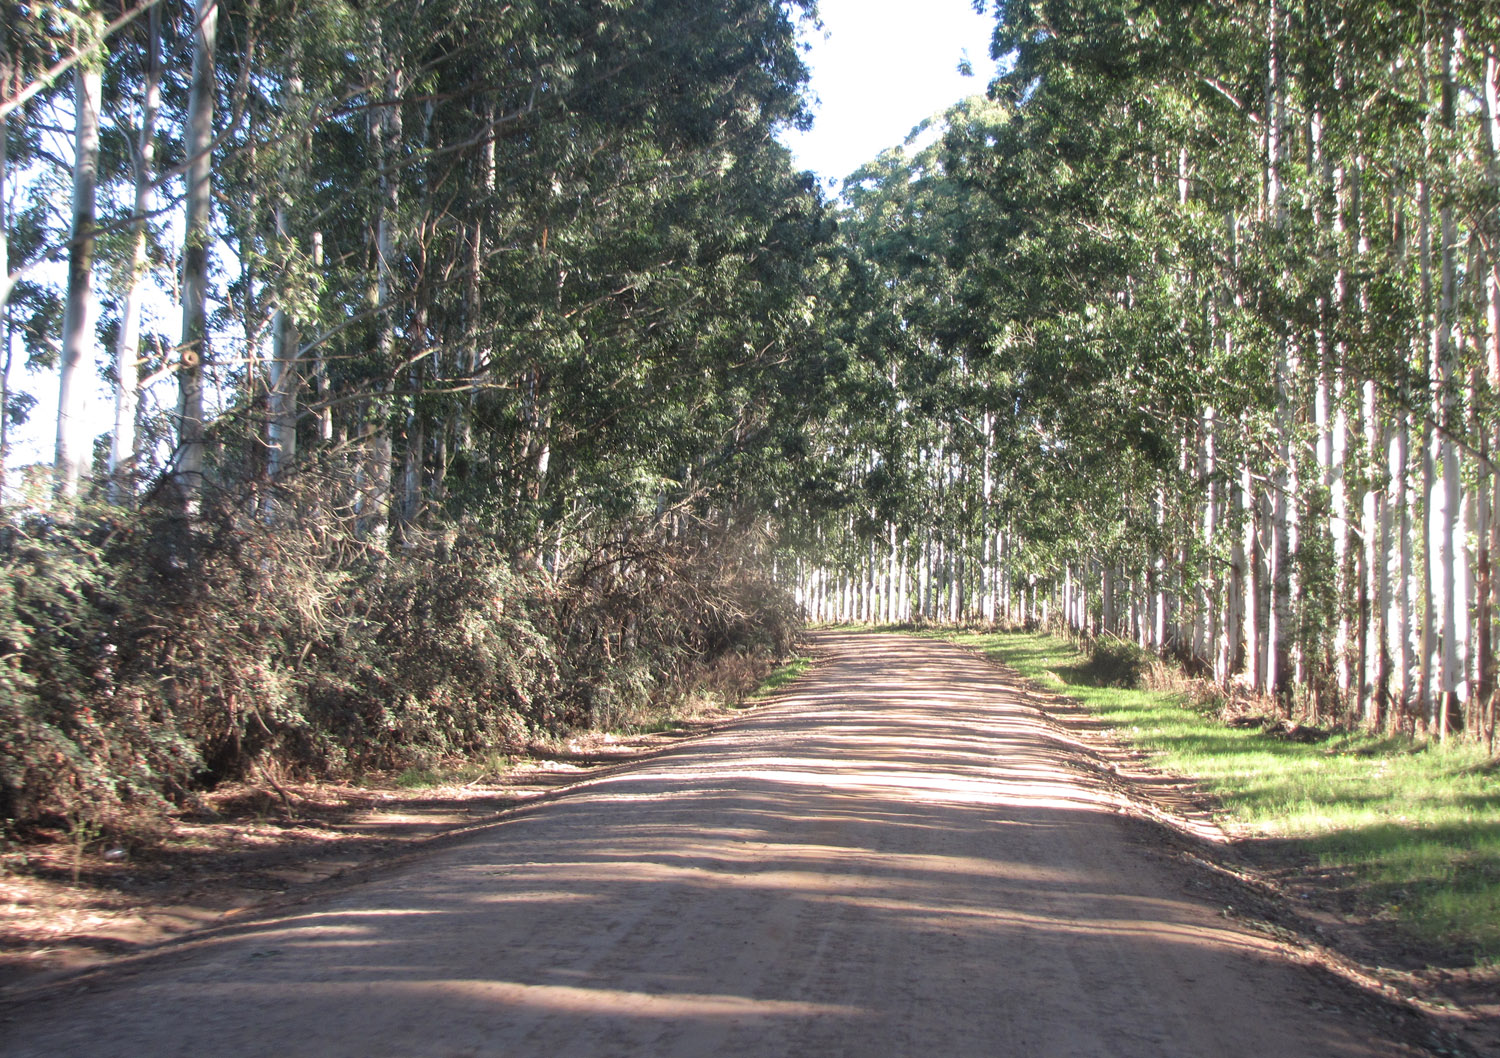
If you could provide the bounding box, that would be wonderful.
[2,632,1425,1057]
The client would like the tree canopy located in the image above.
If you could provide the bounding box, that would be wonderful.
[5,0,1500,835]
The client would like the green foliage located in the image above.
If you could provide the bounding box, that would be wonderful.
[0,495,799,836]
[786,0,1500,736]
[5,0,827,840]
[0,509,195,831]
[1071,638,1152,690]
[334,538,557,767]
[750,655,812,699]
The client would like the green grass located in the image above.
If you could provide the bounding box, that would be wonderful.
[748,655,812,701]
[933,627,1500,964]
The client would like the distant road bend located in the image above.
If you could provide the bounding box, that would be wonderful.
[6,632,1419,1058]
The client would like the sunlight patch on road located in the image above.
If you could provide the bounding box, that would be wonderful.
[584,757,1123,814]
[219,978,869,1020]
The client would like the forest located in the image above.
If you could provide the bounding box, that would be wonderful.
[3,0,1499,840]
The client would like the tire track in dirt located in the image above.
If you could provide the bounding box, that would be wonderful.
[1,632,1435,1057]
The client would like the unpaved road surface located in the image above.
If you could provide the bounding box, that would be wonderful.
[3,633,1428,1057]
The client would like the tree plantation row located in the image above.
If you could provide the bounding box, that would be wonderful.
[794,0,1500,747]
[1,0,826,831]
[4,0,1499,833]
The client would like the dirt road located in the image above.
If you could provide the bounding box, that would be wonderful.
[3,632,1427,1057]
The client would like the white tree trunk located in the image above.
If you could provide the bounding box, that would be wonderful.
[109,9,161,505]
[894,540,906,624]
[1198,409,1217,665]
[1253,468,1272,692]
[982,410,995,622]
[1361,380,1382,721]
[0,70,8,501]
[1483,47,1500,742]
[1391,409,1416,718]
[919,531,932,620]
[56,65,103,499]
[1153,486,1167,651]
[948,540,961,624]
[1266,2,1295,700]
[1223,470,1245,687]
[1436,23,1466,734]
[1376,407,1397,726]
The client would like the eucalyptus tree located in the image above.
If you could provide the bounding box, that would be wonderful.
[103,0,165,503]
[133,0,821,551]
[840,0,1500,739]
[785,0,1496,742]
[55,53,102,498]
[171,0,215,502]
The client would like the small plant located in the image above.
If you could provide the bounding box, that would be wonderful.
[390,751,515,789]
[750,655,812,700]
[620,714,684,736]
[1066,638,1149,688]
[67,816,101,886]
[392,765,444,789]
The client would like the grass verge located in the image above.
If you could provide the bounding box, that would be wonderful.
[935,627,1500,965]
[748,655,812,701]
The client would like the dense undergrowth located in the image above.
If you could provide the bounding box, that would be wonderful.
[934,627,1500,964]
[0,496,797,840]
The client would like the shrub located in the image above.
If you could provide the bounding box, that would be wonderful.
[0,511,196,832]
[0,496,799,838]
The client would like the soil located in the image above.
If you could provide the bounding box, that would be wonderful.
[0,728,720,990]
[0,630,1494,1057]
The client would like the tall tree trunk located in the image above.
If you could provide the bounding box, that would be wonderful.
[1198,409,1217,668]
[1153,485,1167,651]
[1469,365,1488,735]
[361,54,402,541]
[267,201,300,483]
[267,60,306,486]
[886,521,899,623]
[1224,459,1246,686]
[109,4,162,506]
[1243,459,1265,691]
[981,409,995,622]
[1362,380,1382,725]
[1391,407,1416,727]
[1484,45,1500,748]
[56,63,102,499]
[0,59,10,503]
[1436,22,1465,736]
[919,528,932,620]
[1329,151,1354,714]
[176,0,219,504]
[1265,0,1294,703]
[311,232,331,445]
[1416,36,1440,728]
[456,105,497,456]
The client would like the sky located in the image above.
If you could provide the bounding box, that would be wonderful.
[779,0,1001,187]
